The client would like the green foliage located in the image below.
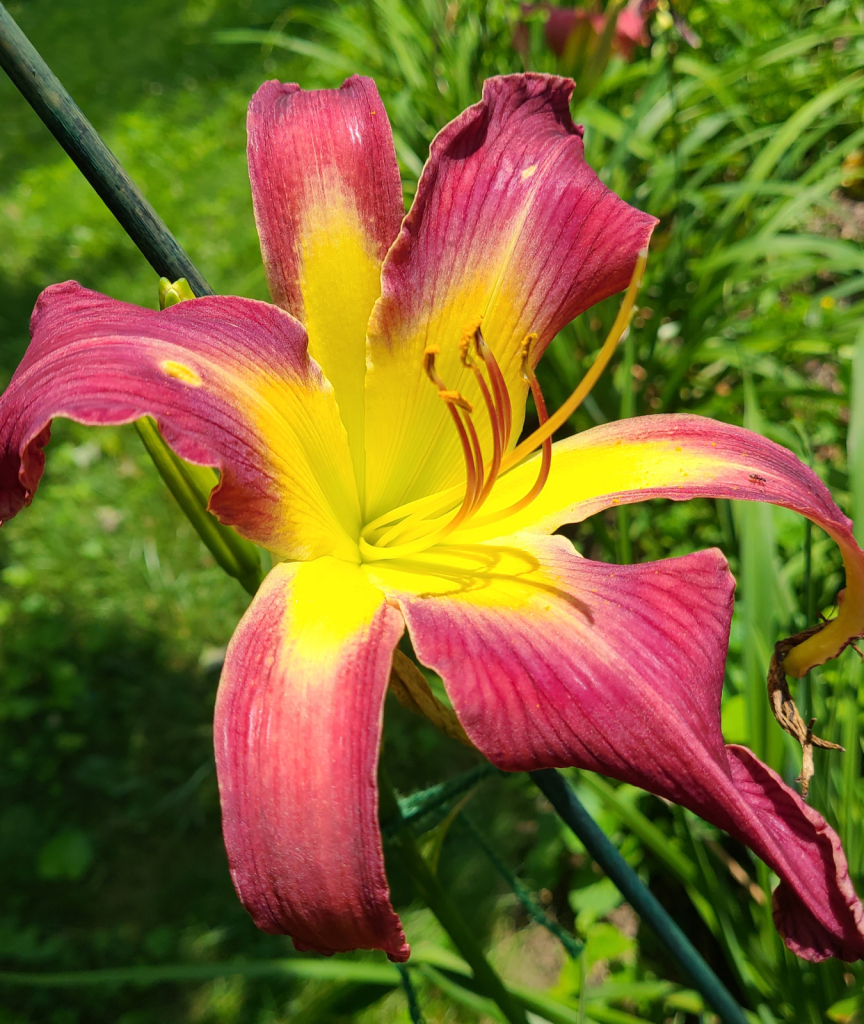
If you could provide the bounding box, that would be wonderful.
[3,0,864,1021]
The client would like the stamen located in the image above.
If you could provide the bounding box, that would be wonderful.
[422,347,480,513]
[391,324,513,544]
[520,333,539,382]
[459,315,484,366]
[358,250,649,562]
[359,343,478,544]
[374,347,480,548]
[476,329,512,451]
[461,327,503,509]
[439,390,474,412]
[468,334,552,529]
[384,403,485,547]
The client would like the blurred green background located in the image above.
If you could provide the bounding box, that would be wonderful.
[2,0,864,1021]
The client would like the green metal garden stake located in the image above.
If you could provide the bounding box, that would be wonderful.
[531,769,750,1024]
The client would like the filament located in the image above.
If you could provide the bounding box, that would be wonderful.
[467,338,553,530]
[375,348,480,547]
[462,329,505,510]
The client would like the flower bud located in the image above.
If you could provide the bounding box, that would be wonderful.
[158,277,196,309]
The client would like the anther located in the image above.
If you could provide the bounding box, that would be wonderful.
[459,336,472,366]
[520,332,539,383]
[460,316,484,353]
[424,345,473,411]
[423,345,444,387]
[439,390,473,412]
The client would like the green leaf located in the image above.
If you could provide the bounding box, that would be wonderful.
[569,878,623,932]
[37,828,93,881]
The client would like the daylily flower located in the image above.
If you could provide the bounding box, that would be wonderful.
[517,0,699,67]
[547,1,649,61]
[516,0,650,68]
[2,73,864,964]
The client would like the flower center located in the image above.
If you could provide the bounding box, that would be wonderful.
[358,249,647,562]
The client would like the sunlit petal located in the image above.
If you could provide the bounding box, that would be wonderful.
[455,413,864,673]
[364,74,656,520]
[369,534,864,962]
[249,76,404,487]
[0,283,360,560]
[215,557,408,959]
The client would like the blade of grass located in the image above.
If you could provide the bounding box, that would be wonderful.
[717,72,864,227]
[379,770,528,1024]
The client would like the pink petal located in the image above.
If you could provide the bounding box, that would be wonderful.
[728,747,864,962]
[0,283,360,561]
[248,75,403,320]
[248,77,404,476]
[461,413,864,676]
[214,558,408,960]
[373,534,864,962]
[613,3,650,57]
[364,73,657,520]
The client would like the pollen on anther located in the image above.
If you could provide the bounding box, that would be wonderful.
[460,316,484,351]
[520,332,539,380]
[161,359,202,386]
[422,345,442,380]
[439,389,473,412]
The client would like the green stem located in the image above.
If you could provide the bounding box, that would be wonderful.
[135,418,262,595]
[397,963,426,1024]
[379,773,528,1024]
[616,506,632,566]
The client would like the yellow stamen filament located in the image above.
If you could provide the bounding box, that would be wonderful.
[357,250,648,562]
